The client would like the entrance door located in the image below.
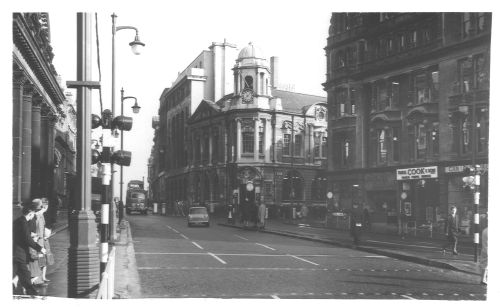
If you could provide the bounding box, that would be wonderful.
[240,184,256,222]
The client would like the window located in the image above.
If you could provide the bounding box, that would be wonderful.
[258,126,264,154]
[477,108,489,154]
[431,125,439,156]
[474,54,489,90]
[195,137,201,162]
[378,129,387,164]
[342,139,351,166]
[242,125,254,153]
[416,124,427,159]
[346,47,357,66]
[203,135,209,161]
[213,133,219,162]
[421,27,432,44]
[283,133,291,156]
[314,135,320,158]
[244,76,253,89]
[392,128,400,162]
[294,134,303,156]
[461,117,470,154]
[350,88,357,114]
[373,81,388,111]
[335,50,346,68]
[336,88,348,116]
[459,57,473,93]
[463,13,489,38]
[413,68,438,104]
[389,80,399,107]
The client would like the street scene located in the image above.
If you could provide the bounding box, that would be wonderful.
[10,5,492,302]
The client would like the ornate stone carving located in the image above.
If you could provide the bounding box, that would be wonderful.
[22,83,36,96]
[13,70,28,87]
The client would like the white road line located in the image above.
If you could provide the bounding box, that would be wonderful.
[234,235,249,241]
[171,228,179,233]
[192,242,204,250]
[208,252,226,264]
[366,239,438,249]
[135,252,206,255]
[401,294,417,300]
[362,255,388,258]
[270,295,280,299]
[166,225,172,230]
[289,255,320,266]
[137,267,328,271]
[255,243,276,251]
[180,234,189,240]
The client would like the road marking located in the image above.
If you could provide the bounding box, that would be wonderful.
[401,294,416,300]
[208,252,226,264]
[234,235,249,241]
[138,267,328,271]
[289,255,319,266]
[366,239,438,249]
[180,234,189,240]
[362,255,388,258]
[192,242,204,250]
[166,225,172,230]
[135,252,206,255]
[171,228,179,233]
[255,243,276,251]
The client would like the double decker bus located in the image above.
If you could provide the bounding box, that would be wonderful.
[126,180,148,215]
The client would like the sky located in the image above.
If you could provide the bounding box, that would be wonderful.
[43,2,332,197]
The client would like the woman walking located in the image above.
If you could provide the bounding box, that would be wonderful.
[35,198,54,282]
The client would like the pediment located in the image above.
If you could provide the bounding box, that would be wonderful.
[189,100,220,123]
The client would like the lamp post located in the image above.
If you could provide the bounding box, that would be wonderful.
[119,88,140,220]
[111,13,145,228]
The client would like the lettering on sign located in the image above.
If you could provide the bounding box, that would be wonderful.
[396,166,438,180]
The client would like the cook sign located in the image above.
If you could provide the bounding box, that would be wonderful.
[396,166,438,180]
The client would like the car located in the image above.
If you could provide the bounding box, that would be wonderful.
[187,207,210,227]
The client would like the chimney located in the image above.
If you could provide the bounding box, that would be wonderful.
[270,56,279,89]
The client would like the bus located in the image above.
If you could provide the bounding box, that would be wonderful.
[126,180,148,215]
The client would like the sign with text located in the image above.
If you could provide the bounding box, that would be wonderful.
[396,166,438,180]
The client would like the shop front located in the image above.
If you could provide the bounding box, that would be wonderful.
[396,166,439,226]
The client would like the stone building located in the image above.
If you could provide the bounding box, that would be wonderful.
[149,41,327,219]
[324,13,490,230]
[12,13,75,224]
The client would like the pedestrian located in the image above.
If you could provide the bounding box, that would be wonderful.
[363,207,371,230]
[27,200,43,285]
[442,205,460,255]
[349,213,361,246]
[479,226,488,285]
[36,198,55,283]
[13,200,46,295]
[258,203,266,229]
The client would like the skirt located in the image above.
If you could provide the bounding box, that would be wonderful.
[38,239,55,267]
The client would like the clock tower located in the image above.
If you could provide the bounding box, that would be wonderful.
[232,42,272,108]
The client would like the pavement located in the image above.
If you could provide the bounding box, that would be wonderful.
[217,217,483,276]
[24,212,483,298]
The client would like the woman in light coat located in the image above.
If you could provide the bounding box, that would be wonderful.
[36,198,55,282]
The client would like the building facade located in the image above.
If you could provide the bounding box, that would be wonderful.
[13,13,75,224]
[149,42,328,219]
[324,13,490,230]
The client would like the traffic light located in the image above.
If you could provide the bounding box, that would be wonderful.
[112,115,133,131]
[111,150,132,166]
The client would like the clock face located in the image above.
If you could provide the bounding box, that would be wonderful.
[241,89,253,103]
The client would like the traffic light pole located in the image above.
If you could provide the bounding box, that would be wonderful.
[66,13,100,298]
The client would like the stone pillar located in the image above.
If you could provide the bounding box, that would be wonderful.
[254,118,259,161]
[31,95,43,198]
[40,106,50,200]
[209,130,213,166]
[309,126,315,163]
[236,119,241,162]
[319,132,324,159]
[200,133,204,165]
[47,113,58,226]
[21,84,34,203]
[13,71,26,208]
[192,133,196,165]
[265,118,271,162]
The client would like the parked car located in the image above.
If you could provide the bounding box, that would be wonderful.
[187,207,210,227]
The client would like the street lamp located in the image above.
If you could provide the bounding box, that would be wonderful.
[119,88,140,219]
[111,13,145,227]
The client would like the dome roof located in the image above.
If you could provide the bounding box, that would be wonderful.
[237,42,266,60]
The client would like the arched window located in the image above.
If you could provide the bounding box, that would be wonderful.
[282,170,304,201]
[378,129,387,163]
[461,117,470,154]
[244,76,253,89]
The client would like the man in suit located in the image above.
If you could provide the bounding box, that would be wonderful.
[442,205,460,255]
[13,199,46,295]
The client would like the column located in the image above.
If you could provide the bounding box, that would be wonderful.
[47,112,58,225]
[264,118,271,162]
[319,132,324,159]
[192,133,196,166]
[31,95,42,198]
[21,84,34,203]
[236,119,241,162]
[254,118,259,161]
[199,133,204,165]
[223,121,228,163]
[209,130,213,165]
[13,71,26,207]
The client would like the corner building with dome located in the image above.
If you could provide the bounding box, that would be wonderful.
[149,41,328,220]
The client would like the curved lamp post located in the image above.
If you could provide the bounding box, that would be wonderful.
[120,87,140,213]
[111,13,145,225]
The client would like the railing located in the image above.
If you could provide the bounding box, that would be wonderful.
[95,246,116,299]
